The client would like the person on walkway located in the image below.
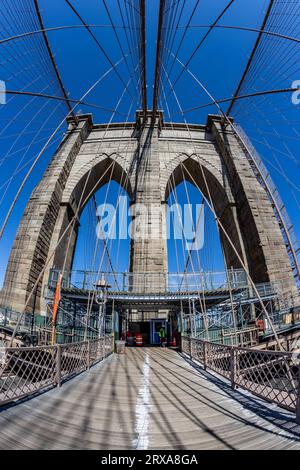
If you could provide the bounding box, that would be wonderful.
[158,326,166,347]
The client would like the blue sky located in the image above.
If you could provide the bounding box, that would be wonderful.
[0,0,299,284]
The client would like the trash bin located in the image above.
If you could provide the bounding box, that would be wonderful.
[115,340,126,354]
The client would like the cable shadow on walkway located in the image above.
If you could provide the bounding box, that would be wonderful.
[178,351,300,440]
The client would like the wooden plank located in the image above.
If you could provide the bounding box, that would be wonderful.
[0,349,299,450]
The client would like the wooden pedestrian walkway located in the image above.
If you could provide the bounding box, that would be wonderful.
[0,348,299,450]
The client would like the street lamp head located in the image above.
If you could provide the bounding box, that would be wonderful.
[94,275,111,291]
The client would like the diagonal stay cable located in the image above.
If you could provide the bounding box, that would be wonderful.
[63,59,144,330]
[227,0,275,115]
[91,194,120,291]
[163,0,186,73]
[166,0,236,97]
[0,0,51,87]
[0,136,62,193]
[117,0,139,78]
[0,70,64,137]
[0,54,129,241]
[158,80,209,336]
[33,0,75,119]
[0,96,61,210]
[163,48,300,284]
[158,73,208,326]
[9,160,116,345]
[159,57,298,347]
[84,91,143,332]
[64,0,133,99]
[159,71,206,279]
[162,0,199,91]
[102,0,141,100]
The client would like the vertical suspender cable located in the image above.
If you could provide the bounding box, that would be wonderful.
[140,0,147,116]
[152,0,165,119]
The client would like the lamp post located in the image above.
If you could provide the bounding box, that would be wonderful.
[95,276,111,339]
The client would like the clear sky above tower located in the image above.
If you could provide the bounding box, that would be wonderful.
[0,0,299,285]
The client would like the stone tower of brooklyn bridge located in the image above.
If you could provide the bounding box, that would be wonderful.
[0,110,297,315]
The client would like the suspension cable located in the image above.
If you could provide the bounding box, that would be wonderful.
[33,0,75,119]
[227,0,275,115]
[64,0,134,99]
[166,0,236,98]
[0,54,129,241]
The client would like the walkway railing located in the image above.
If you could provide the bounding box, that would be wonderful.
[0,336,113,406]
[181,337,300,422]
[48,268,248,293]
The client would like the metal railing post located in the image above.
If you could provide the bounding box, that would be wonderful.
[230,347,237,390]
[203,341,207,370]
[56,345,62,388]
[296,364,300,424]
[104,336,108,359]
[189,337,192,360]
[87,340,91,370]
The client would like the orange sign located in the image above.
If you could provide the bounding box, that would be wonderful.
[52,273,62,326]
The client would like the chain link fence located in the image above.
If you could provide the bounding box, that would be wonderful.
[0,336,113,406]
[182,336,300,422]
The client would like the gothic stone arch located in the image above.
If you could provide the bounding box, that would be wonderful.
[164,153,246,274]
[161,117,296,297]
[0,112,297,314]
